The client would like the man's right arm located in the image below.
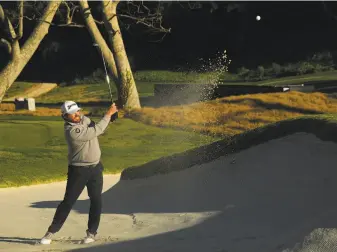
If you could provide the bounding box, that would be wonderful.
[69,114,111,141]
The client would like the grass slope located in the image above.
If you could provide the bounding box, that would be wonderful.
[2,82,37,99]
[0,116,216,188]
[121,114,337,179]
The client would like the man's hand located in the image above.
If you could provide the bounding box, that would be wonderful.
[106,103,118,117]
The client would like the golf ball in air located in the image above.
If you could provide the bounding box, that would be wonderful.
[256,15,261,21]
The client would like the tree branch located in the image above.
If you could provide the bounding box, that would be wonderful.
[78,0,119,82]
[0,3,20,59]
[0,3,4,23]
[61,2,82,25]
[21,10,105,28]
[6,1,170,33]
[118,13,170,33]
[21,14,86,28]
[0,38,11,54]
[0,4,17,41]
[21,1,62,58]
[16,0,23,40]
[63,1,72,24]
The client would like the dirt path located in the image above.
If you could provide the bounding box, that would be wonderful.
[4,83,57,101]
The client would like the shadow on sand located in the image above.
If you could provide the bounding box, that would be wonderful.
[30,133,337,252]
[0,236,38,246]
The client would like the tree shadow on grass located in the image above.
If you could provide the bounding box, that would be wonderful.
[248,118,272,124]
[220,98,322,115]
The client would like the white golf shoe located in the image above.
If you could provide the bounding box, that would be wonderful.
[39,232,53,245]
[83,231,96,244]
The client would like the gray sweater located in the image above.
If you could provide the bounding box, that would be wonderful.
[64,115,110,166]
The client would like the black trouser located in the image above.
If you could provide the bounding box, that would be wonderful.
[47,162,104,235]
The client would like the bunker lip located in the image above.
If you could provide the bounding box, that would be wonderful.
[1,131,337,252]
[121,116,337,180]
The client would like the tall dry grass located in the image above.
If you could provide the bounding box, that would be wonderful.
[0,103,15,111]
[125,91,337,136]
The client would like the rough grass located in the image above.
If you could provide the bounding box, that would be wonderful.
[125,91,337,137]
[0,116,216,188]
[0,103,15,111]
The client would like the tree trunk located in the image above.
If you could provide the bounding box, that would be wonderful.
[101,0,140,109]
[0,1,61,103]
[78,0,119,89]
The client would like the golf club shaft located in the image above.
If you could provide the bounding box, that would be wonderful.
[100,51,114,104]
[95,44,118,121]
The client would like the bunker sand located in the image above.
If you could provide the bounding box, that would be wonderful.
[1,132,337,252]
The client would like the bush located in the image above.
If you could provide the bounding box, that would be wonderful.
[237,67,250,80]
[271,62,282,76]
[296,61,315,75]
[310,51,334,66]
[313,63,334,72]
[236,51,337,81]
[257,65,265,80]
[68,69,106,86]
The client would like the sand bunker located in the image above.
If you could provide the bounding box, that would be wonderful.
[1,132,337,252]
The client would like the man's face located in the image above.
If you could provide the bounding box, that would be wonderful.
[67,111,81,123]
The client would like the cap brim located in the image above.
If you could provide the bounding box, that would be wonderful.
[67,107,81,114]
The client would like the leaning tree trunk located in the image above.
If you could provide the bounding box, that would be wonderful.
[79,0,120,91]
[0,1,61,103]
[101,0,141,109]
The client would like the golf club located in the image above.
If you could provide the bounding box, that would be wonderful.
[93,43,118,121]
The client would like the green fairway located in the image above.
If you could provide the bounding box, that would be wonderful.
[36,81,155,103]
[5,70,337,105]
[31,71,337,104]
[222,70,337,86]
[0,116,218,188]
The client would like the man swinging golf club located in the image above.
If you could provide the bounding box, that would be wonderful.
[40,101,118,245]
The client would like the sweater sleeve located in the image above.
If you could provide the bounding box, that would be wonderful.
[69,115,110,141]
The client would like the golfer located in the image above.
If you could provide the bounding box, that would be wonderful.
[40,101,118,245]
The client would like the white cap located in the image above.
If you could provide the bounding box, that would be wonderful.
[61,101,81,115]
